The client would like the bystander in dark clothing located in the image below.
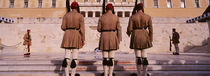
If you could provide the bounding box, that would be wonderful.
[172,28,180,55]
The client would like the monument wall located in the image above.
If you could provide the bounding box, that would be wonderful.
[0,18,208,53]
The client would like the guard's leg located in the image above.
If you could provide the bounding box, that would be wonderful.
[24,45,28,55]
[71,49,79,76]
[63,49,71,76]
[102,51,109,76]
[135,49,142,76]
[141,50,149,76]
[108,51,115,76]
[174,44,179,55]
[27,44,30,54]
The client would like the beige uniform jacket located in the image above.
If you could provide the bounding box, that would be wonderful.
[23,33,31,46]
[97,12,121,51]
[61,11,85,49]
[127,12,153,50]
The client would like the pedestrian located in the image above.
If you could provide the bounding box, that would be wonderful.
[172,28,180,55]
[23,29,31,57]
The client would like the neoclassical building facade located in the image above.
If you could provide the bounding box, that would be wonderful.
[0,0,209,53]
[0,0,209,18]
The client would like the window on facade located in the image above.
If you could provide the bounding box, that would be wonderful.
[9,0,14,8]
[81,11,86,17]
[195,0,200,8]
[208,0,210,5]
[140,0,144,5]
[52,0,56,8]
[105,0,108,2]
[180,0,186,8]
[96,0,101,2]
[38,0,42,8]
[88,11,93,17]
[153,0,158,8]
[109,0,114,2]
[84,0,88,2]
[24,0,28,8]
[125,11,130,17]
[209,0,210,5]
[117,11,123,17]
[122,0,126,2]
[167,0,172,8]
[95,11,101,17]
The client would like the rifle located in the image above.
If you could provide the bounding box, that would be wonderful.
[132,0,138,15]
[77,4,80,13]
[169,36,172,51]
[102,0,106,14]
[66,0,70,12]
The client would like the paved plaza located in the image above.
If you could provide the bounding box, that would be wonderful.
[0,47,210,76]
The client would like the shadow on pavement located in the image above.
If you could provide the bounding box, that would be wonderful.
[51,60,64,76]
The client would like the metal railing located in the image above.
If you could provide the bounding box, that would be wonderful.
[0,16,15,24]
[186,13,210,23]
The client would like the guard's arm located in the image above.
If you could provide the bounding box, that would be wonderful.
[127,17,133,36]
[148,16,153,42]
[97,17,102,32]
[80,15,85,43]
[116,17,122,42]
[61,15,67,31]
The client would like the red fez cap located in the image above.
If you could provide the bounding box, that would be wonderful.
[71,1,78,9]
[136,3,144,10]
[106,3,113,10]
[27,29,30,32]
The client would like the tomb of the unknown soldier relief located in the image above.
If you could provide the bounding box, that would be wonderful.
[0,0,210,76]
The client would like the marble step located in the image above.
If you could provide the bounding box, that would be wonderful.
[1,60,210,65]
[0,71,210,76]
[0,65,210,72]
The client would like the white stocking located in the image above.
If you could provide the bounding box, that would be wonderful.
[24,45,29,54]
[142,65,148,76]
[141,50,147,58]
[71,49,79,76]
[141,50,148,76]
[64,49,71,76]
[108,51,115,76]
[102,51,109,76]
[135,50,142,76]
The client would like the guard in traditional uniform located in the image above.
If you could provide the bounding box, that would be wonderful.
[172,28,180,55]
[61,1,85,76]
[98,3,121,76]
[127,3,153,76]
[23,29,31,57]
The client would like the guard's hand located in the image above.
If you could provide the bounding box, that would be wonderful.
[82,41,85,46]
[118,40,120,44]
[150,38,153,42]
[126,32,130,37]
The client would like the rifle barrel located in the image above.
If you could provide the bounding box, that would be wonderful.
[102,0,106,14]
[132,0,138,15]
[66,0,70,12]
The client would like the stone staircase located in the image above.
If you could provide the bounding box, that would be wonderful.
[0,56,210,76]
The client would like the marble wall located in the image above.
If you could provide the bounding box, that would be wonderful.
[0,18,208,53]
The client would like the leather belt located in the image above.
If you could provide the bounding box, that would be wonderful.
[101,30,116,32]
[66,28,80,30]
[134,28,145,30]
